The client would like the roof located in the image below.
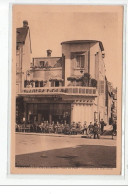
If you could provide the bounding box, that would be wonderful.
[16,26,32,53]
[61,40,104,51]
[16,27,29,43]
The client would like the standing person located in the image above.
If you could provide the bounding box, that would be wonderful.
[88,122,94,138]
[63,121,70,134]
[56,121,59,134]
[46,120,49,133]
[112,120,117,139]
[40,122,44,133]
[63,120,67,134]
[70,122,76,135]
[48,122,52,133]
[77,122,82,134]
[93,120,101,139]
[100,119,106,134]
[82,121,88,135]
[43,121,46,133]
[51,121,55,133]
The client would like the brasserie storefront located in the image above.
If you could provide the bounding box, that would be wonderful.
[16,88,97,125]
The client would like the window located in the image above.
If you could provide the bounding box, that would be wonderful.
[35,81,39,87]
[76,55,85,68]
[55,81,59,87]
[40,81,43,87]
[40,61,45,67]
[71,52,85,69]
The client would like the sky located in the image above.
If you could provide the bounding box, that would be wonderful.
[13,5,123,88]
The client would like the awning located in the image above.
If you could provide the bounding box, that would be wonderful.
[49,78,64,81]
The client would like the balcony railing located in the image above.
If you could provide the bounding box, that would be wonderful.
[19,86,97,96]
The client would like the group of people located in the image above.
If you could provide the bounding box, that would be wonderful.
[16,119,110,139]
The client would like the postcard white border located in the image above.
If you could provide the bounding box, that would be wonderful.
[0,0,128,185]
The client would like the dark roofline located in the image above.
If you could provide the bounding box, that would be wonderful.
[61,40,104,51]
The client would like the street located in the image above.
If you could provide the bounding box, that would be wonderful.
[15,132,116,168]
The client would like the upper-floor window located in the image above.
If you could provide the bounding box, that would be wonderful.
[40,61,45,67]
[76,55,85,68]
[71,52,85,69]
[55,81,59,87]
[50,80,63,87]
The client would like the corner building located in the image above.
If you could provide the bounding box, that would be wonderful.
[16,22,109,125]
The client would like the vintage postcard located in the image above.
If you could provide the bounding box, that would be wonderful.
[11,5,123,174]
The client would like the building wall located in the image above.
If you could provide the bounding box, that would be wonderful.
[62,43,90,86]
[31,68,62,87]
[30,57,63,87]
[89,42,99,79]
[16,46,23,92]
[71,103,94,125]
[16,37,113,125]
[16,29,31,92]
[22,30,31,73]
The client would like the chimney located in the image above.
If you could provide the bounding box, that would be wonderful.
[23,20,28,27]
[47,49,52,57]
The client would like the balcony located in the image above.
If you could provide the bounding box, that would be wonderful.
[18,86,98,97]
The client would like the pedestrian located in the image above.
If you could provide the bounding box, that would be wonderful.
[93,120,101,139]
[77,121,82,134]
[88,122,94,138]
[100,119,106,134]
[82,121,88,135]
[46,120,49,133]
[43,121,46,133]
[55,121,59,134]
[112,120,117,139]
[48,123,53,133]
[70,121,76,135]
[51,121,55,133]
[63,121,70,134]
[40,122,44,133]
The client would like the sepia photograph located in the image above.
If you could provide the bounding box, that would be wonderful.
[11,5,123,174]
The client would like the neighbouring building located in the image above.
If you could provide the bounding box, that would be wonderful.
[16,20,32,93]
[16,21,116,125]
[105,79,117,124]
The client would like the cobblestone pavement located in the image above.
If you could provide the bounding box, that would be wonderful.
[15,133,116,168]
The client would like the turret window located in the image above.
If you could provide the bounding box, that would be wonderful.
[71,52,85,69]
[76,55,85,68]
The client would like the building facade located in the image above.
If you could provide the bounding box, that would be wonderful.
[16,20,32,93]
[16,21,116,126]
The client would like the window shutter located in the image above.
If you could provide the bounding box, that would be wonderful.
[99,80,104,94]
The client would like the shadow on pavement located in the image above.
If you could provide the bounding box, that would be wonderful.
[15,144,116,168]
